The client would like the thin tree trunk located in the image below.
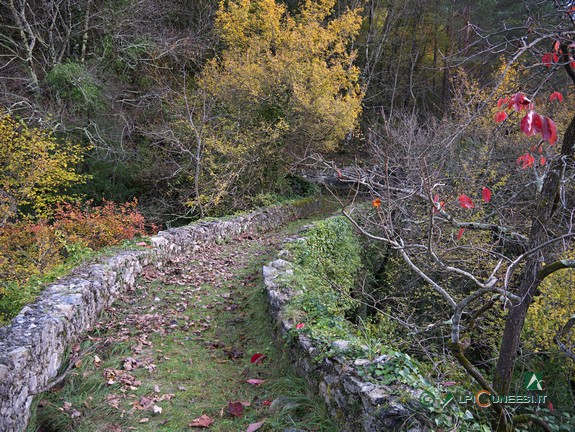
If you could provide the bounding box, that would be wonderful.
[81,0,92,63]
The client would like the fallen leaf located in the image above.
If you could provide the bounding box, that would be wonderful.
[228,401,244,417]
[138,396,154,410]
[246,379,266,386]
[250,353,266,364]
[152,405,162,414]
[106,394,122,410]
[190,414,215,428]
[139,418,149,423]
[246,421,265,432]
[157,393,175,402]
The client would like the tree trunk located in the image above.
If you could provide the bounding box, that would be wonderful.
[493,98,575,430]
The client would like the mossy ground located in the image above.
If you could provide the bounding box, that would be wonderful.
[27,211,339,432]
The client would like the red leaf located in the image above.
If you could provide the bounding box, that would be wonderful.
[509,92,531,112]
[228,401,244,417]
[262,400,272,406]
[541,117,558,144]
[372,198,381,208]
[542,53,552,68]
[494,111,507,123]
[548,401,554,412]
[554,40,560,52]
[337,169,342,178]
[550,91,563,103]
[520,112,531,135]
[458,194,475,209]
[497,97,510,108]
[246,379,266,386]
[540,156,547,166]
[250,353,266,364]
[517,153,535,169]
[456,228,466,240]
[549,133,558,145]
[520,111,542,136]
[482,187,491,203]
[553,53,560,63]
[247,421,265,432]
[296,323,305,330]
[190,414,215,428]
[532,112,543,134]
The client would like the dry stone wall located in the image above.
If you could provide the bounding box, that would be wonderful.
[0,198,320,432]
[263,244,426,432]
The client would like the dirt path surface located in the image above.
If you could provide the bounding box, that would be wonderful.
[29,219,337,432]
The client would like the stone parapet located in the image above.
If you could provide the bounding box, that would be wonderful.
[263,244,426,432]
[0,197,320,432]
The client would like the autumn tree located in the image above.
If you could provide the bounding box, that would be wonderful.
[141,0,364,217]
[202,0,363,156]
[0,112,87,225]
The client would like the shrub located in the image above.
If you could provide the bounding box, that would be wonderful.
[45,61,103,112]
[53,199,148,249]
[0,199,152,323]
[0,112,87,222]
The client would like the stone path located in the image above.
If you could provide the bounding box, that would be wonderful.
[28,222,337,432]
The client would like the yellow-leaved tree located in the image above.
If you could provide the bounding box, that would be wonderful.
[200,0,363,177]
[146,0,363,216]
[0,113,87,225]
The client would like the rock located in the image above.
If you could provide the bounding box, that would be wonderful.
[332,340,351,351]
[372,354,389,364]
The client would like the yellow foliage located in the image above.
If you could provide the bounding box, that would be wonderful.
[524,249,575,353]
[204,0,363,153]
[0,113,88,223]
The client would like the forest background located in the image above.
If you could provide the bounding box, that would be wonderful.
[3,1,575,430]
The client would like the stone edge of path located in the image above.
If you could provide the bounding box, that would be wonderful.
[0,197,321,432]
[263,235,427,432]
